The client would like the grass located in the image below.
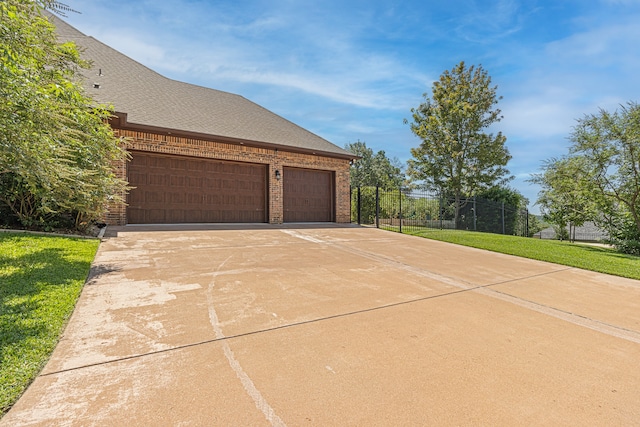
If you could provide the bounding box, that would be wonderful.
[0,232,99,416]
[387,227,640,281]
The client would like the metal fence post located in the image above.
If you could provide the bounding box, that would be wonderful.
[357,186,361,225]
[399,187,402,233]
[375,186,380,228]
[439,194,443,229]
[502,202,505,234]
[473,196,477,231]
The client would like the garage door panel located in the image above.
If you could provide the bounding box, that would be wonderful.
[283,167,334,222]
[188,160,204,172]
[205,177,219,189]
[127,152,267,224]
[127,208,145,224]
[203,210,221,222]
[147,156,168,169]
[204,194,219,205]
[166,210,185,223]
[170,176,185,187]
[144,209,166,224]
[146,173,165,186]
[146,191,165,204]
[171,158,186,171]
[129,172,147,186]
[187,176,202,188]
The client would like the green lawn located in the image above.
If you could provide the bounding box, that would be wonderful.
[0,232,98,416]
[394,227,640,280]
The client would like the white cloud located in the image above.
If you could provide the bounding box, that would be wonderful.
[496,7,640,151]
[68,2,429,111]
[501,97,576,139]
[545,21,640,67]
[95,31,194,74]
[600,0,640,5]
[454,0,525,42]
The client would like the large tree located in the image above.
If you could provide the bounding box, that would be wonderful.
[0,0,128,229]
[406,61,512,224]
[529,156,597,241]
[346,140,404,189]
[569,102,640,253]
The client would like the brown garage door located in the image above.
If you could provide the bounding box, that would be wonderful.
[283,167,334,222]
[127,151,267,224]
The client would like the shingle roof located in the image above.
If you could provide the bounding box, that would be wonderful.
[52,16,354,159]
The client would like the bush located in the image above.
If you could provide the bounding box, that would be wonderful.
[606,222,640,255]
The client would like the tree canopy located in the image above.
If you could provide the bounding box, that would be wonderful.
[529,156,597,240]
[405,61,512,222]
[476,185,528,209]
[0,0,128,230]
[345,141,404,189]
[533,102,640,253]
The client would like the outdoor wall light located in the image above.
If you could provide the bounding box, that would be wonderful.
[275,169,281,180]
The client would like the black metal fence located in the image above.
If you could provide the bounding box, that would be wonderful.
[351,186,529,237]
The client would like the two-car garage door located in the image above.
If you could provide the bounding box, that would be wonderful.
[127,152,335,224]
[127,152,267,224]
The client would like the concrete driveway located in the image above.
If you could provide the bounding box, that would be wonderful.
[3,224,640,426]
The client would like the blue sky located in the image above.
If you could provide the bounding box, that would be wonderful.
[62,0,640,214]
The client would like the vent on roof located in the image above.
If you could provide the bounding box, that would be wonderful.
[93,83,101,89]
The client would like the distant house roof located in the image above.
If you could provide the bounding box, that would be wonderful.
[52,16,354,160]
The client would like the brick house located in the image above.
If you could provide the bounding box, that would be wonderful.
[54,17,355,225]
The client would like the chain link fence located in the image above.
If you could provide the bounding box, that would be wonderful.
[351,186,529,237]
[535,222,609,242]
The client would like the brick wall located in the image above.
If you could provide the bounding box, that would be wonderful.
[106,129,351,225]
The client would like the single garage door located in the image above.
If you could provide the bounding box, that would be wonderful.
[127,151,267,224]
[283,167,334,222]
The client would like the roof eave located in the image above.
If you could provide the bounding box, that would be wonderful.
[109,112,357,161]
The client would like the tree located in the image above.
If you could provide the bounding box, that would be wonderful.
[527,214,547,238]
[569,102,640,253]
[0,0,128,230]
[345,141,404,189]
[529,157,597,242]
[476,185,527,210]
[405,61,512,225]
[474,185,528,235]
